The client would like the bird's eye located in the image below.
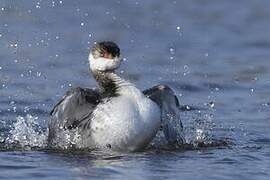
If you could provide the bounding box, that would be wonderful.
[104,52,113,59]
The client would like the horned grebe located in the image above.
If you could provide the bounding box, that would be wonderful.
[48,41,184,151]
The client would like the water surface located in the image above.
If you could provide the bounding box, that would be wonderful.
[0,0,270,179]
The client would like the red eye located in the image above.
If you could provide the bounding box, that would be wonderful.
[104,52,113,59]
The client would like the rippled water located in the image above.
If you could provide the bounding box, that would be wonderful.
[1,0,270,179]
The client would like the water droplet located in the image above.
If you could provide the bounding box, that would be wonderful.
[183,65,190,76]
[36,72,41,77]
[68,83,72,87]
[250,88,254,93]
[0,67,2,70]
[176,26,181,30]
[169,47,175,60]
[59,1,63,4]
[169,48,175,53]
[80,22,84,26]
[0,34,2,37]
[209,101,215,108]
[1,7,5,11]
[55,36,59,40]
[10,43,18,48]
[13,106,17,112]
[36,2,41,9]
[10,101,15,105]
[204,53,209,57]
[125,24,131,29]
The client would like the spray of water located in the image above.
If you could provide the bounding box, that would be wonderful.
[1,109,229,152]
[5,114,48,150]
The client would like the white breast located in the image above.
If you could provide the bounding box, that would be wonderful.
[90,85,161,151]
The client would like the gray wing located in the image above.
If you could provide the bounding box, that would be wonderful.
[48,87,101,144]
[50,87,101,129]
[143,85,180,109]
[143,85,185,145]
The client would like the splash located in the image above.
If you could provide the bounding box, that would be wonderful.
[5,114,48,150]
[1,110,229,152]
[184,112,215,146]
[149,108,231,151]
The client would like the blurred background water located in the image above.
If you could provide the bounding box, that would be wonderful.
[0,0,270,179]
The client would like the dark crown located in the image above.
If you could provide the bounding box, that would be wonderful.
[92,41,120,58]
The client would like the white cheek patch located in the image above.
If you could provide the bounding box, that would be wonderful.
[89,53,122,71]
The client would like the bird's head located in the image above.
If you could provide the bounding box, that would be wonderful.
[89,41,121,72]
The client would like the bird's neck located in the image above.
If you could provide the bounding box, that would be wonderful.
[92,71,132,97]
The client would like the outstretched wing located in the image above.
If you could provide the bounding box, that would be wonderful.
[143,85,185,145]
[143,85,180,109]
[49,87,101,131]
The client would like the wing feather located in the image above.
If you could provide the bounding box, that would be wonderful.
[50,87,101,130]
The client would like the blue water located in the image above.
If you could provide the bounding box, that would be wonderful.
[1,0,270,179]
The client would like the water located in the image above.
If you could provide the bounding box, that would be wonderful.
[1,0,270,179]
